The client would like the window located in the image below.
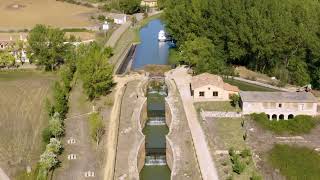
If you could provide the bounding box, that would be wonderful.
[199,91,205,97]
[278,103,282,108]
[213,91,218,97]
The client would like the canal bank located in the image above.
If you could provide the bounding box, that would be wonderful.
[113,16,202,180]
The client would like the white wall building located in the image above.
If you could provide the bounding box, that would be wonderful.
[240,91,318,120]
[190,73,240,101]
[102,21,110,31]
[113,14,127,25]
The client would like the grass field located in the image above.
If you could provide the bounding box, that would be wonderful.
[0,0,96,30]
[268,144,320,180]
[0,70,55,178]
[224,78,278,92]
[194,101,238,112]
[199,116,261,179]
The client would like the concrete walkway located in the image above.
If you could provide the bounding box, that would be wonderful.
[0,168,10,180]
[103,73,145,180]
[166,66,219,180]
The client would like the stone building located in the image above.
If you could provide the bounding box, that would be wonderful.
[141,0,158,8]
[190,73,240,101]
[240,91,318,120]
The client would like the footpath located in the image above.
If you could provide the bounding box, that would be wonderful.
[166,67,219,180]
[0,168,10,180]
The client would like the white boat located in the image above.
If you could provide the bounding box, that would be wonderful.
[158,30,166,42]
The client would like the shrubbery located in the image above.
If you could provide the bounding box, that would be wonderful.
[251,113,318,134]
[88,112,105,146]
[38,62,76,179]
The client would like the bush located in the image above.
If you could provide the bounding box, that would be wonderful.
[240,149,251,158]
[232,157,246,174]
[251,113,318,135]
[230,94,240,107]
[42,127,53,144]
[88,112,105,146]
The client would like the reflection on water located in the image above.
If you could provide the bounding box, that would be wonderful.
[133,19,170,69]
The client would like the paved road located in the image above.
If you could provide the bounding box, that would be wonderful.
[105,22,131,48]
[166,66,219,180]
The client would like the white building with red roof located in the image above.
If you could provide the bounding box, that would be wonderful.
[190,73,240,101]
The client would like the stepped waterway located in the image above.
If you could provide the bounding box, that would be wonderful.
[140,80,171,180]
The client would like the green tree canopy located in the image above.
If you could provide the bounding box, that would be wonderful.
[165,0,320,87]
[77,43,114,100]
[28,24,67,71]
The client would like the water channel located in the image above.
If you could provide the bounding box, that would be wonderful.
[134,19,171,179]
[133,19,171,69]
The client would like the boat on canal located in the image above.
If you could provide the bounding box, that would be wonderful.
[158,30,166,42]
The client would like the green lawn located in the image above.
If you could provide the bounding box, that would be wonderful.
[203,117,261,180]
[224,78,278,92]
[251,113,319,135]
[194,101,238,112]
[268,144,320,180]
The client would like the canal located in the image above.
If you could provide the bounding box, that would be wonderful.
[133,19,171,69]
[134,19,172,179]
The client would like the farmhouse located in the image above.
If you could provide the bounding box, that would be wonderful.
[190,73,240,101]
[113,14,127,25]
[141,0,158,7]
[240,91,318,120]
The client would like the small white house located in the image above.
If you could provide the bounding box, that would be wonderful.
[113,14,127,25]
[102,21,110,31]
[190,73,240,101]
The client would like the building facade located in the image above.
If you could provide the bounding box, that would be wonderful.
[190,73,240,101]
[141,0,158,8]
[240,91,318,120]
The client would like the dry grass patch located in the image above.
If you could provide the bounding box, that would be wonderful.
[0,70,55,178]
[0,0,96,30]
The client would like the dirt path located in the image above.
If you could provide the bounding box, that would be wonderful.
[105,22,131,48]
[166,67,219,180]
[103,73,145,180]
[0,168,10,180]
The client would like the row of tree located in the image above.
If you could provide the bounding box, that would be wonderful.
[164,0,320,88]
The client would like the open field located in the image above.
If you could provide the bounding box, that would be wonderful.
[194,101,238,112]
[224,78,278,92]
[0,32,95,41]
[0,0,96,30]
[268,144,320,180]
[0,70,55,178]
[199,115,260,180]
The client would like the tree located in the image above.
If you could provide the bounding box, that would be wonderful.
[230,94,240,108]
[48,115,64,138]
[0,51,15,67]
[53,82,68,118]
[39,151,58,170]
[28,24,66,71]
[180,37,228,74]
[77,43,114,100]
[89,112,105,146]
[164,0,320,88]
[46,138,62,154]
[119,0,141,14]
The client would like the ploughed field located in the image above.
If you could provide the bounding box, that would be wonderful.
[0,0,96,30]
[0,71,55,178]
